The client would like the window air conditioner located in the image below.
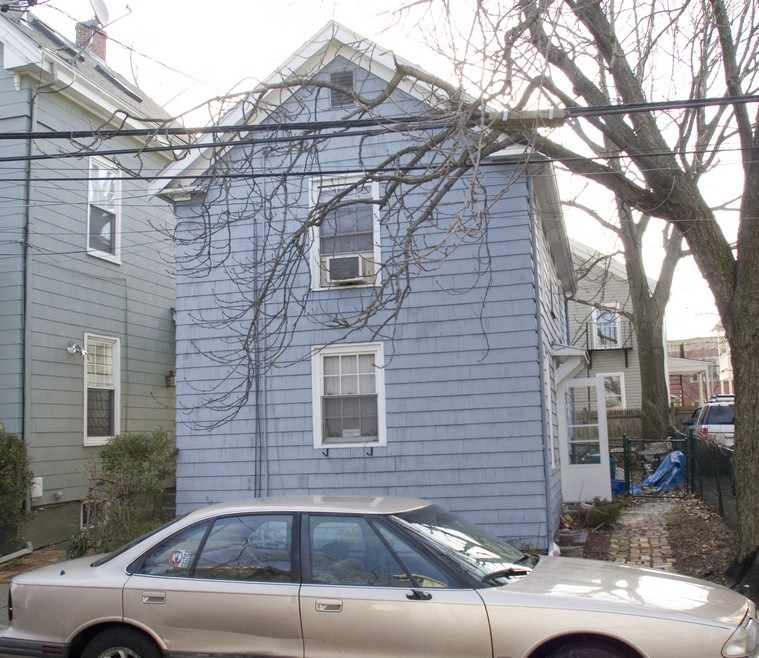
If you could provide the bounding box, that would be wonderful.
[325,254,369,285]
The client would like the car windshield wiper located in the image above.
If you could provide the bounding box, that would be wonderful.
[482,567,531,584]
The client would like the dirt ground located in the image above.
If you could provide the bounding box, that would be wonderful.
[583,495,737,586]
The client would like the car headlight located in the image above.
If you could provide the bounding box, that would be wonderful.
[723,615,759,657]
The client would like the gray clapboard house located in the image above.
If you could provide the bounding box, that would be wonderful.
[567,239,642,411]
[0,12,176,546]
[156,23,604,549]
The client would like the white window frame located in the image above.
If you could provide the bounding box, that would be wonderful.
[597,372,626,410]
[308,175,381,290]
[311,342,386,449]
[87,156,122,264]
[593,305,621,348]
[84,333,121,446]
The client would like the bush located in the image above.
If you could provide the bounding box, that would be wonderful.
[565,497,628,529]
[0,431,33,551]
[69,428,176,557]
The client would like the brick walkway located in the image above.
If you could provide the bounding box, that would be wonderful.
[607,498,677,572]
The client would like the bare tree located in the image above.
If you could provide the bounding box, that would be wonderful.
[406,0,757,587]
[169,0,759,588]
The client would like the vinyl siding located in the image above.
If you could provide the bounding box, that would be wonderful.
[171,60,569,547]
[0,66,176,509]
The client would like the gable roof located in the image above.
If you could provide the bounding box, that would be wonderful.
[152,21,453,198]
[0,12,172,135]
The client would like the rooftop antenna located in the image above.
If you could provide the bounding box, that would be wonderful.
[89,0,109,26]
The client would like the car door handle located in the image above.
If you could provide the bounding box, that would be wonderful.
[142,591,166,604]
[315,598,343,613]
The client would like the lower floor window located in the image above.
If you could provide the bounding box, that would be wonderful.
[85,334,120,446]
[312,342,386,448]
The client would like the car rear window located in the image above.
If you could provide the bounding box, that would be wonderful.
[704,405,735,425]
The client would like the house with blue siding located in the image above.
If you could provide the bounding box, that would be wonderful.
[0,10,176,547]
[157,23,601,549]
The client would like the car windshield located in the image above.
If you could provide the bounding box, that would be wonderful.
[393,504,537,585]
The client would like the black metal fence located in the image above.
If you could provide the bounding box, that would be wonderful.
[614,432,737,529]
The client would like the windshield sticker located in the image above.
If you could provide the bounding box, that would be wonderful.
[168,549,192,569]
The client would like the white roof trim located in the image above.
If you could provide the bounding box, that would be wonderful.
[153,21,450,199]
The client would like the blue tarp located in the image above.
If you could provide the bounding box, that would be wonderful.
[631,450,685,494]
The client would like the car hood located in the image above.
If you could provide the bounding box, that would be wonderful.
[486,556,748,628]
[11,554,119,586]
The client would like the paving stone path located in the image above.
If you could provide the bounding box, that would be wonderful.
[608,498,677,572]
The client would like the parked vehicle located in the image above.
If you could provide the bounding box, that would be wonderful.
[1,495,757,658]
[683,394,735,447]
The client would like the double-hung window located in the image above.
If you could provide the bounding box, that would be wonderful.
[310,177,380,288]
[84,334,120,446]
[311,343,386,449]
[88,157,121,262]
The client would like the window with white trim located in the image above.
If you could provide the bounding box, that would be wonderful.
[87,156,121,262]
[312,343,386,448]
[597,373,626,409]
[593,306,620,348]
[310,177,380,289]
[84,334,120,446]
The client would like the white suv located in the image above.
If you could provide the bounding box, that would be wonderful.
[683,394,735,447]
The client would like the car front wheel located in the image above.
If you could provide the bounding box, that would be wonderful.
[546,639,636,658]
[82,628,161,658]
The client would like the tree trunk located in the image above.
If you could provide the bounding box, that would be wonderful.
[634,315,671,439]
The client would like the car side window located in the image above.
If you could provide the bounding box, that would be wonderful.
[135,522,210,577]
[374,522,454,588]
[308,515,409,587]
[194,515,295,582]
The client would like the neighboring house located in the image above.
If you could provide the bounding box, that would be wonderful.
[0,12,176,546]
[156,22,612,549]
[668,335,733,406]
[567,239,641,412]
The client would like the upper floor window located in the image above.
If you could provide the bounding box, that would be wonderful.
[311,342,386,449]
[84,334,120,446]
[88,157,121,263]
[310,177,380,288]
[593,306,620,348]
[329,70,355,108]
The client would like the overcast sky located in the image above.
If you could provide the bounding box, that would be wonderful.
[31,0,723,341]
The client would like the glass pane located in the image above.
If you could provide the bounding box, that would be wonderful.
[323,395,378,443]
[309,516,405,587]
[89,206,115,254]
[194,515,294,582]
[323,356,339,376]
[87,388,114,436]
[375,522,453,588]
[341,355,357,375]
[137,522,209,577]
[358,374,375,395]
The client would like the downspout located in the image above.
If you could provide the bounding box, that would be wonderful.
[528,175,556,554]
[22,64,59,527]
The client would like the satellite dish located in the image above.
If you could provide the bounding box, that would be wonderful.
[89,0,110,26]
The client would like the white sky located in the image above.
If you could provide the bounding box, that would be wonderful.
[31,0,725,341]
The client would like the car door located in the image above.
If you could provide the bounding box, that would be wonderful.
[122,513,303,656]
[299,514,492,658]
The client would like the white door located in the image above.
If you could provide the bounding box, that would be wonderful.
[559,377,611,502]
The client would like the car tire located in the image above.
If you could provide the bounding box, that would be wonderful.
[546,639,635,658]
[82,628,161,658]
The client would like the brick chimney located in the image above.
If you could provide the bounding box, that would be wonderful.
[75,19,107,60]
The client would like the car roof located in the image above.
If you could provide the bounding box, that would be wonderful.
[184,495,433,520]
